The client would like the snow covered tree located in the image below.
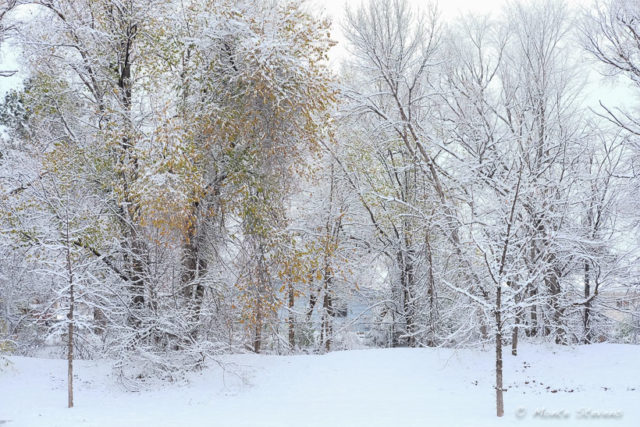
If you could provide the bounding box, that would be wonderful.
[2,0,337,368]
[581,0,640,341]
[2,2,640,412]
[341,0,456,347]
[0,79,118,404]
[162,0,336,353]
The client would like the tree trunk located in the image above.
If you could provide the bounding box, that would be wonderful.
[306,283,318,322]
[398,247,416,347]
[495,285,504,417]
[124,236,147,330]
[512,312,520,356]
[321,271,333,352]
[182,225,207,340]
[115,19,146,333]
[67,291,74,409]
[545,262,565,344]
[527,285,538,337]
[479,318,489,341]
[512,282,522,356]
[288,282,295,349]
[254,302,262,354]
[252,245,271,354]
[425,231,437,347]
[65,228,74,409]
[583,261,592,343]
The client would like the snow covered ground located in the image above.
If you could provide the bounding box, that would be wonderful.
[1,343,638,427]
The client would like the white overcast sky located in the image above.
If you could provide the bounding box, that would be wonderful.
[308,0,519,66]
[0,0,633,110]
[309,0,630,110]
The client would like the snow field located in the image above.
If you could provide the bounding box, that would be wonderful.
[1,343,639,427]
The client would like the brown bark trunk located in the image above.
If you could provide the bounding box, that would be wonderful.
[512,313,520,356]
[321,273,333,352]
[66,227,74,409]
[512,282,522,356]
[67,297,74,409]
[254,303,262,354]
[288,282,295,349]
[527,285,538,337]
[397,247,416,347]
[494,168,520,417]
[480,323,489,341]
[583,261,592,343]
[404,249,416,347]
[116,19,146,332]
[125,239,147,329]
[546,262,565,344]
[182,226,207,340]
[306,280,318,322]
[425,231,436,347]
[495,286,504,417]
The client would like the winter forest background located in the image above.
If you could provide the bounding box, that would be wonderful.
[1,0,640,420]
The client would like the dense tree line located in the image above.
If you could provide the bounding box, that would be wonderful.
[0,0,639,416]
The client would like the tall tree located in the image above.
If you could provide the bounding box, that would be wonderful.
[341,0,453,347]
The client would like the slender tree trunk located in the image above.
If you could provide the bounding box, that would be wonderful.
[124,236,147,330]
[480,324,488,341]
[306,288,317,322]
[65,226,74,409]
[288,282,295,349]
[583,194,595,344]
[527,284,538,337]
[253,246,269,354]
[321,270,333,352]
[546,262,565,344]
[398,248,416,347]
[495,167,520,417]
[526,231,539,338]
[425,231,436,347]
[254,302,262,354]
[512,282,522,356]
[181,178,223,338]
[182,228,207,341]
[583,261,592,343]
[115,19,146,333]
[512,312,520,356]
[495,285,504,417]
[67,288,74,409]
